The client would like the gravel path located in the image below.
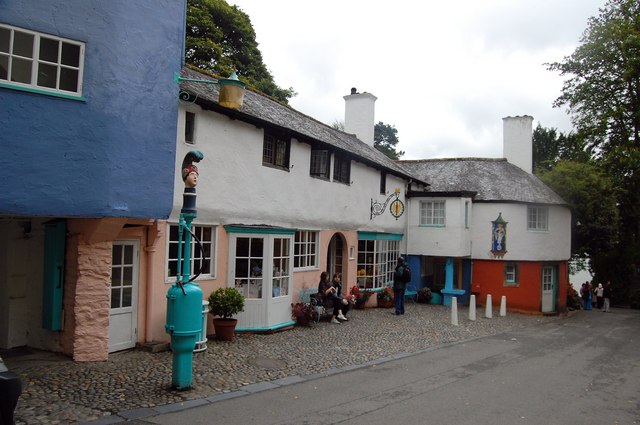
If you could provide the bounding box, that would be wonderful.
[6,303,561,424]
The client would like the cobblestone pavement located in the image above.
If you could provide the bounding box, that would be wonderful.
[4,303,561,424]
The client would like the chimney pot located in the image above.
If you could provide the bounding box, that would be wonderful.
[351,87,357,95]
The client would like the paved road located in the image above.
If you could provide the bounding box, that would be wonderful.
[135,309,639,425]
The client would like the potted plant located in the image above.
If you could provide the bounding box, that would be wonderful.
[350,285,371,309]
[208,287,245,341]
[417,287,433,304]
[377,286,394,308]
[291,302,318,326]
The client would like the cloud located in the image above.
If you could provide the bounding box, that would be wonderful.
[233,0,603,159]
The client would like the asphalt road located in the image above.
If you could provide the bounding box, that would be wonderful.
[139,308,639,425]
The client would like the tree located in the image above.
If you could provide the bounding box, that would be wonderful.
[548,0,640,155]
[185,0,295,103]
[539,161,619,269]
[374,122,405,160]
[548,0,640,299]
[532,124,591,173]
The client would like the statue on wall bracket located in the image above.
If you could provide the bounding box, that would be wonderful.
[491,212,507,258]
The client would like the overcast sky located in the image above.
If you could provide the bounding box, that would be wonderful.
[230,0,603,160]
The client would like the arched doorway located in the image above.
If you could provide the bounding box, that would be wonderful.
[326,233,346,280]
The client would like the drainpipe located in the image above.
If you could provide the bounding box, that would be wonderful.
[145,221,161,343]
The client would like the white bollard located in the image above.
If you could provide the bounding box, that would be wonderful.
[451,297,459,326]
[469,294,476,321]
[500,295,507,317]
[485,294,493,318]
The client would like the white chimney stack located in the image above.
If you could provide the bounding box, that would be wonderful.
[344,88,377,146]
[502,115,534,174]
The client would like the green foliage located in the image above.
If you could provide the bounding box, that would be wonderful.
[532,124,591,173]
[185,0,295,103]
[417,287,432,304]
[547,0,640,155]
[539,161,619,263]
[208,287,245,319]
[547,0,640,298]
[374,122,405,160]
[377,286,394,302]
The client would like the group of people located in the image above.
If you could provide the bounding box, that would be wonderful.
[317,271,350,324]
[316,256,412,323]
[580,280,612,312]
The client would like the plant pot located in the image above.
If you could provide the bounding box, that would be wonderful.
[296,315,311,326]
[377,299,394,308]
[213,318,238,341]
[354,298,367,309]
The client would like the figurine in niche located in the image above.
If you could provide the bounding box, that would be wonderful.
[182,164,199,188]
[493,222,505,251]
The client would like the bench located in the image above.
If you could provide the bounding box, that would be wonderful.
[405,285,418,303]
[298,288,329,322]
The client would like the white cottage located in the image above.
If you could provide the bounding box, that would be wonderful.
[140,67,427,336]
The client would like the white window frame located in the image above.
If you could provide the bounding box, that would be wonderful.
[294,230,319,270]
[420,200,446,227]
[229,232,293,300]
[357,238,400,289]
[527,206,549,231]
[166,223,216,282]
[0,23,85,99]
[505,262,518,286]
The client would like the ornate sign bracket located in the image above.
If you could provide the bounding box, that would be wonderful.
[371,188,405,220]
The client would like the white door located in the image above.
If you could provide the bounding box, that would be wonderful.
[541,265,556,313]
[109,240,139,352]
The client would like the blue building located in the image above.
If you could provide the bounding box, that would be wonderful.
[0,1,186,360]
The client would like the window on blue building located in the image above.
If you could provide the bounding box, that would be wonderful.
[0,24,84,98]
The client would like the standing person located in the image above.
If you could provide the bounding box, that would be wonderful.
[603,281,612,312]
[580,282,588,309]
[585,281,593,310]
[393,256,410,315]
[595,283,604,310]
[317,271,348,324]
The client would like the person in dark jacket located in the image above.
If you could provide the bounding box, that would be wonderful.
[392,256,410,315]
[317,271,349,323]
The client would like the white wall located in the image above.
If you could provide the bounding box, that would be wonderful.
[406,197,473,257]
[471,203,571,261]
[173,105,407,235]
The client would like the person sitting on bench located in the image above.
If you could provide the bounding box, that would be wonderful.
[317,271,349,323]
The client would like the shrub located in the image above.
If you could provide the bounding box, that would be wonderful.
[208,287,245,319]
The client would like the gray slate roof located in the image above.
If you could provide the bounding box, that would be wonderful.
[179,67,425,184]
[399,158,566,205]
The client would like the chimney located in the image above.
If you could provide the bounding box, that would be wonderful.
[344,88,377,146]
[502,115,534,173]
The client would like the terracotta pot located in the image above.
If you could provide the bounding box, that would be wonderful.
[213,318,238,341]
[377,299,394,308]
[296,315,311,326]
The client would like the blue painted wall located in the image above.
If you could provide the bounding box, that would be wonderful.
[0,1,185,218]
